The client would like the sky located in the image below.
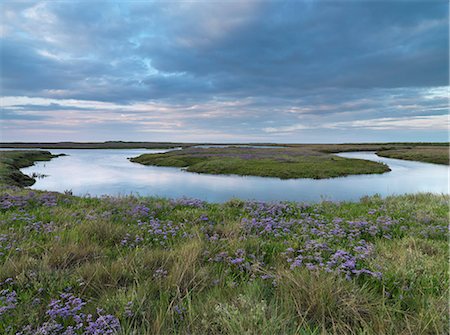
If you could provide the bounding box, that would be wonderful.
[0,0,448,143]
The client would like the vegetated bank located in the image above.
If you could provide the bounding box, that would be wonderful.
[299,143,449,165]
[0,150,63,187]
[0,149,447,334]
[130,146,391,179]
[375,146,449,165]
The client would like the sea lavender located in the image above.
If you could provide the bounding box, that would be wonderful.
[18,293,120,335]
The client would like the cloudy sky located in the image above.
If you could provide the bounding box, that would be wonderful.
[0,0,448,143]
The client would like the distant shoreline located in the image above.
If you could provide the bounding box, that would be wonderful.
[0,141,448,150]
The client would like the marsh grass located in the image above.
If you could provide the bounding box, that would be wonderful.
[130,147,391,179]
[0,151,60,187]
[376,147,449,165]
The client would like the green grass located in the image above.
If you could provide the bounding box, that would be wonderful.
[376,146,449,165]
[0,187,448,334]
[0,150,62,187]
[130,147,391,179]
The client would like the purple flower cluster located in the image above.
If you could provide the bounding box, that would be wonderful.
[124,301,134,318]
[0,231,20,258]
[208,249,263,276]
[129,204,151,217]
[1,214,58,260]
[285,242,381,280]
[3,213,57,239]
[204,232,220,242]
[7,213,36,224]
[153,267,168,279]
[241,217,296,238]
[37,193,58,207]
[419,224,449,240]
[240,201,311,238]
[25,221,56,233]
[169,197,206,208]
[121,218,187,247]
[18,293,120,335]
[0,278,17,320]
[198,214,209,222]
[46,293,86,318]
[244,201,303,220]
[0,191,58,210]
[120,233,144,248]
[173,305,186,320]
[240,202,398,279]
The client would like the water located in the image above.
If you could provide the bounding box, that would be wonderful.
[6,148,449,202]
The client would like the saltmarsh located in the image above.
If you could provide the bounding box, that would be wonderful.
[130,147,391,179]
[0,151,61,187]
[376,146,449,165]
[0,187,448,334]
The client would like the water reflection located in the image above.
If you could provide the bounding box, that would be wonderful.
[11,148,449,202]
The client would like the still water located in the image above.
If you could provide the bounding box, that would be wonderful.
[12,148,449,202]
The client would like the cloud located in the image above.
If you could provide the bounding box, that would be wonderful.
[325,115,449,131]
[0,1,448,142]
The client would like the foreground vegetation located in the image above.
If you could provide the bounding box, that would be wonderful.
[0,150,448,334]
[131,147,391,179]
[0,187,448,334]
[0,151,62,187]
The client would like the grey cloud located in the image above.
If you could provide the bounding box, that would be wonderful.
[2,1,447,100]
[0,109,49,121]
[0,1,448,142]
